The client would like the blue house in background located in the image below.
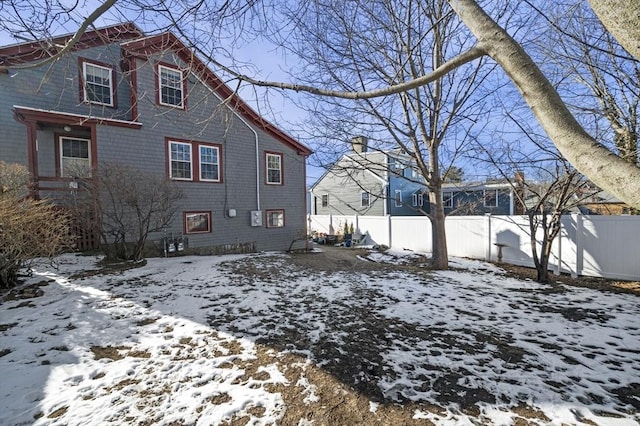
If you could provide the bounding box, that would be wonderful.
[310,137,521,217]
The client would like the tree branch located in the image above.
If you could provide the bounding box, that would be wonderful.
[216,45,486,99]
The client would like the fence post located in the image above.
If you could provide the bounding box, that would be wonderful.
[485,213,492,261]
[554,217,562,276]
[573,213,583,278]
[387,215,393,247]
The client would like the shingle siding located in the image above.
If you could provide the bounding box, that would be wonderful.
[1,30,309,253]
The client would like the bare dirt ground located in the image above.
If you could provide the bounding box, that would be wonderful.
[210,245,640,425]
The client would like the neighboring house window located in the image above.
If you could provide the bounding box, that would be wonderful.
[484,189,499,207]
[266,209,285,228]
[185,211,211,234]
[158,64,184,108]
[169,141,192,180]
[395,190,403,207]
[322,194,329,207]
[59,136,91,177]
[361,192,370,207]
[442,191,454,208]
[199,145,220,182]
[81,59,114,106]
[266,152,283,185]
[412,193,424,207]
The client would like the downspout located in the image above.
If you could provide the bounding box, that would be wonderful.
[192,73,261,211]
[383,152,390,216]
[228,110,260,210]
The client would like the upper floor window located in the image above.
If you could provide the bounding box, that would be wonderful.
[60,136,92,178]
[81,59,114,106]
[412,193,424,207]
[169,141,192,180]
[266,152,283,185]
[484,189,499,207]
[361,192,370,207]
[442,191,454,208]
[322,194,329,207]
[394,190,403,207]
[158,64,185,108]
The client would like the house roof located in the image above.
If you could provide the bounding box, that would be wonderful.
[0,22,144,66]
[0,23,312,157]
[442,181,513,191]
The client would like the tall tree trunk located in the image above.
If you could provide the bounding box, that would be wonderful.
[429,189,448,270]
[588,0,640,61]
[449,0,640,209]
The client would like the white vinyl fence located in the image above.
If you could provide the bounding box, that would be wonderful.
[308,214,640,280]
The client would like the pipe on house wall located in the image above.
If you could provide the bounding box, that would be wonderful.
[193,74,261,211]
[225,109,260,211]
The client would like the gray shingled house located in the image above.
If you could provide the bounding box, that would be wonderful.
[310,137,521,216]
[0,23,312,253]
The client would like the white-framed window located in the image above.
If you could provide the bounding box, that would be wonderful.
[266,210,285,228]
[394,190,403,207]
[266,152,283,185]
[169,141,192,180]
[158,64,184,108]
[199,145,220,182]
[361,192,370,207]
[442,191,454,208]
[322,194,329,207]
[412,193,424,207]
[82,61,114,106]
[484,189,499,207]
[59,136,91,177]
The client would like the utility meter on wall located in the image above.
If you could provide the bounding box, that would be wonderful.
[250,210,262,227]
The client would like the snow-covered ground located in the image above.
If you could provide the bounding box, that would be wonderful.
[1,250,638,425]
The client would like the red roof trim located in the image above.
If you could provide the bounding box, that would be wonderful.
[0,23,143,66]
[13,106,142,129]
[122,32,312,156]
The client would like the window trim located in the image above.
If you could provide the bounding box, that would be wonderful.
[442,191,454,208]
[484,189,499,207]
[361,191,370,207]
[58,136,92,178]
[79,58,116,107]
[265,151,284,185]
[156,62,186,109]
[184,211,212,234]
[266,209,285,228]
[394,190,403,207]
[166,138,223,183]
[321,194,329,207]
[198,144,222,182]
[168,140,193,181]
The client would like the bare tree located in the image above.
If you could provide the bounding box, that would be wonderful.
[276,0,494,269]
[477,111,596,283]
[67,163,184,262]
[538,2,639,166]
[2,0,640,210]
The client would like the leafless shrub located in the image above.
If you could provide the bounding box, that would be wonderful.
[69,163,184,261]
[0,162,73,288]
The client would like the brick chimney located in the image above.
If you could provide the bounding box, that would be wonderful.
[351,136,368,153]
